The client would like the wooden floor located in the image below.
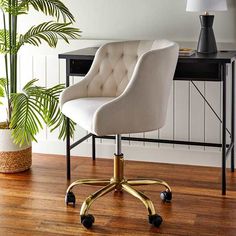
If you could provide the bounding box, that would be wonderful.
[0,154,236,236]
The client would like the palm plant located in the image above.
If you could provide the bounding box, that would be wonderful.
[0,0,79,146]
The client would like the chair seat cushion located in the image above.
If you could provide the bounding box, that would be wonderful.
[62,97,115,133]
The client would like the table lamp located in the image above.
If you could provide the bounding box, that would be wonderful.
[186,0,228,54]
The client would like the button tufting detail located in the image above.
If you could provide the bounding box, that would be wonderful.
[86,41,156,97]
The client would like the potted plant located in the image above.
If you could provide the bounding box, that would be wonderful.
[0,0,79,173]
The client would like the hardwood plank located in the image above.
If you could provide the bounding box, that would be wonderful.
[0,153,235,235]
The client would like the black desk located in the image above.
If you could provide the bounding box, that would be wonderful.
[59,48,236,195]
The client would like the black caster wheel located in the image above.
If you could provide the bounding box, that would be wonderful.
[160,190,172,202]
[149,214,163,227]
[65,191,76,206]
[81,214,95,229]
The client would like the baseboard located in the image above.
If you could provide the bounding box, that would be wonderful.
[32,140,232,168]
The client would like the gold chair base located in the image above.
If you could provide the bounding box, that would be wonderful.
[65,154,172,228]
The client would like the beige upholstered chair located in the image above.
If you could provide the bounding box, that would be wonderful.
[60,40,179,228]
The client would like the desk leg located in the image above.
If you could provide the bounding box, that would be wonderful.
[66,71,71,180]
[92,135,96,161]
[66,117,71,180]
[222,65,227,195]
[231,61,235,172]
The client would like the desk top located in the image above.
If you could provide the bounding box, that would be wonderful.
[59,47,236,63]
[59,47,99,60]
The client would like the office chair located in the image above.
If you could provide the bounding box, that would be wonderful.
[60,40,179,228]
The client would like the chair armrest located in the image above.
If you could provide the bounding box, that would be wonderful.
[60,45,107,108]
[59,78,88,109]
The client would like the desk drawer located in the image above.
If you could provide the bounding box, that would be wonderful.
[174,62,221,81]
[69,59,93,76]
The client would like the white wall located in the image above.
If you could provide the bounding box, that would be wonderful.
[63,0,236,42]
[1,0,236,167]
[17,0,236,43]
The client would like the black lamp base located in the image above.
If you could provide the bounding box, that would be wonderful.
[197,15,217,54]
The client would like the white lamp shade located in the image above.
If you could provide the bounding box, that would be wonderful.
[186,0,228,12]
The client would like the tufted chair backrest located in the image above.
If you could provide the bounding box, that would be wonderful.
[86,40,173,97]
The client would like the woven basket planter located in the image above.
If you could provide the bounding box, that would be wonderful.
[0,129,32,173]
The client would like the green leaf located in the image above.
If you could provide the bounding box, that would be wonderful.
[10,79,75,145]
[10,92,43,146]
[0,0,28,15]
[1,0,76,19]
[0,0,8,12]
[26,0,75,22]
[0,29,10,54]
[58,115,75,140]
[0,78,7,105]
[17,21,81,50]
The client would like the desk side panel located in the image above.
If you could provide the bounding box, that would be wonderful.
[205,82,222,151]
[174,81,191,150]
[190,81,205,151]
[69,59,93,76]
[175,62,221,81]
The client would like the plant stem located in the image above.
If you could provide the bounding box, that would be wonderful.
[11,13,18,94]
[2,9,11,126]
[8,0,18,94]
[2,11,8,82]
[8,0,12,93]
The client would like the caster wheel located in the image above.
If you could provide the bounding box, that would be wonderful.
[81,214,95,229]
[65,191,76,206]
[149,214,163,227]
[160,190,172,202]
